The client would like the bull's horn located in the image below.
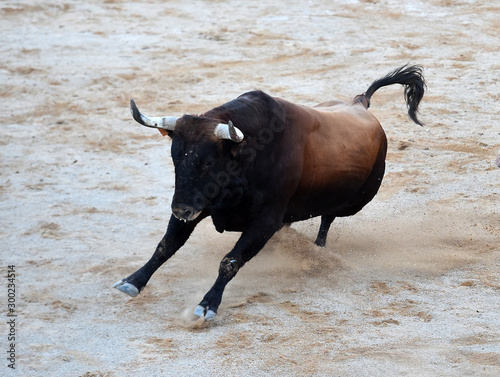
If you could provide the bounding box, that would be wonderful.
[130,99,179,131]
[214,120,244,143]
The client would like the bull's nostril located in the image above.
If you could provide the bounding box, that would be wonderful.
[172,204,198,221]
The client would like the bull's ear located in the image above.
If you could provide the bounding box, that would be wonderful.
[229,142,242,158]
[158,129,171,137]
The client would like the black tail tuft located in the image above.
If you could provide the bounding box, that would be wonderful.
[364,64,426,126]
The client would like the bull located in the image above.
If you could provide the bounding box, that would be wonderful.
[114,65,426,320]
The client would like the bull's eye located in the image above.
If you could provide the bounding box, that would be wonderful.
[202,159,215,172]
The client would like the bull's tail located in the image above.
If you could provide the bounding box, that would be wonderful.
[363,64,426,126]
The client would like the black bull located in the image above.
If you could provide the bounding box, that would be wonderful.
[114,65,426,320]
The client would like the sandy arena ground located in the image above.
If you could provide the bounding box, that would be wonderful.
[1,0,499,376]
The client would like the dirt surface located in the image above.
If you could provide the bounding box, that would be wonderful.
[1,0,499,376]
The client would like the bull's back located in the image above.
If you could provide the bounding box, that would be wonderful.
[285,100,387,221]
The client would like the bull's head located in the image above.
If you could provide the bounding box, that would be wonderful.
[130,100,245,222]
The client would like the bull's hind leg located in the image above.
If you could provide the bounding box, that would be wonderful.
[113,214,204,297]
[314,214,336,247]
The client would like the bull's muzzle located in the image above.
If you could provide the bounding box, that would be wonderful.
[172,204,202,222]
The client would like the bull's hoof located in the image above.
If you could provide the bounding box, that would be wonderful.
[113,279,140,297]
[205,310,216,320]
[194,305,217,320]
[314,239,326,247]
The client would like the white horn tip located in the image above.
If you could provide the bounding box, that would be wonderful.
[215,121,244,143]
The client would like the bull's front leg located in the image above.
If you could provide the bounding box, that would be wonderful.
[194,217,281,320]
[113,213,205,297]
